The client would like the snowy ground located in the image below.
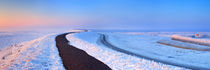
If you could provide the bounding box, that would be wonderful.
[0,31,44,50]
[1,29,209,70]
[103,32,210,69]
[171,35,210,46]
[0,29,78,50]
[0,29,86,70]
[66,32,185,70]
[0,33,65,70]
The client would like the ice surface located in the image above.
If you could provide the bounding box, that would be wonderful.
[66,32,184,70]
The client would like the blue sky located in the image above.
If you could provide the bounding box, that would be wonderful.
[0,0,210,31]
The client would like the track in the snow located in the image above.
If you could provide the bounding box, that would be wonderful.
[55,33,111,70]
[99,34,210,70]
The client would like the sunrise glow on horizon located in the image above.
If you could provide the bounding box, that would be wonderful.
[0,0,210,31]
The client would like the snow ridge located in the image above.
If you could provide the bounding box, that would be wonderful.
[157,39,210,51]
[172,35,210,46]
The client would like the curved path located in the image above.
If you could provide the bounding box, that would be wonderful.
[99,34,210,70]
[55,33,111,70]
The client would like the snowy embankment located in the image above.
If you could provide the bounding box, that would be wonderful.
[0,34,65,70]
[66,32,183,70]
[104,33,210,70]
[171,35,210,46]
[157,39,210,51]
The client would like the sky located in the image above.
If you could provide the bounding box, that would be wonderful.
[0,0,210,31]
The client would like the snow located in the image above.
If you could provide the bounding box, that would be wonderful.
[172,35,210,46]
[1,29,209,70]
[157,39,210,51]
[0,31,44,50]
[0,34,65,70]
[104,32,210,69]
[122,32,210,38]
[66,32,184,70]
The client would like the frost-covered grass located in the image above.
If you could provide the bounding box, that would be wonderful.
[66,32,184,70]
[0,34,65,70]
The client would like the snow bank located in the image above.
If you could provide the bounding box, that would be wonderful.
[172,35,210,46]
[66,32,183,70]
[0,35,65,70]
[157,39,210,51]
[105,33,210,69]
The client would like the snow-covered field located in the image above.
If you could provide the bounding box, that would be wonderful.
[66,32,186,70]
[0,32,65,70]
[104,32,210,70]
[1,29,210,70]
[0,31,44,50]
